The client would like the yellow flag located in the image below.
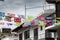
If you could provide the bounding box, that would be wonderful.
[15,22,22,26]
[38,21,46,26]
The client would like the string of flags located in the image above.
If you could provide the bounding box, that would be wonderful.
[0,12,57,27]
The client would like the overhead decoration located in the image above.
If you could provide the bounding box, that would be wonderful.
[37,16,45,21]
[31,20,38,26]
[15,22,22,26]
[7,23,13,26]
[22,24,28,27]
[27,16,35,21]
[0,22,4,25]
[14,17,21,23]
[34,19,41,23]
[45,20,52,23]
[5,16,12,22]
[0,12,5,17]
[22,22,31,27]
[0,17,2,20]
[18,15,25,19]
[24,18,30,22]
[7,13,15,17]
[38,21,46,26]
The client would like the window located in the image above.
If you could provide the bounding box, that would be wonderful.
[19,33,22,40]
[24,30,30,39]
[34,28,38,40]
[40,26,43,31]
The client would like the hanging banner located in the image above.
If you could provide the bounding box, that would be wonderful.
[38,21,46,26]
[0,12,5,17]
[37,16,45,21]
[27,16,35,21]
[7,13,15,17]
[22,24,28,27]
[5,16,11,22]
[24,18,30,22]
[7,23,13,26]
[22,22,31,27]
[18,15,25,19]
[31,20,38,25]
[45,20,52,23]
[34,19,41,23]
[15,22,22,26]
[0,17,2,20]
[24,22,31,25]
[14,17,21,22]
[0,22,4,25]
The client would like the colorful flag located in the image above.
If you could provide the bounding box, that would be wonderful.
[24,22,31,25]
[24,18,30,22]
[34,19,41,23]
[15,22,22,26]
[38,21,46,26]
[0,12,5,17]
[0,17,2,20]
[14,17,21,22]
[5,16,11,22]
[37,16,45,21]
[45,20,52,23]
[7,13,15,17]
[18,15,25,19]
[31,20,38,25]
[22,24,28,27]
[0,22,4,25]
[28,16,35,21]
[7,23,13,26]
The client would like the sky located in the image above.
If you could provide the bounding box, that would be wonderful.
[0,0,55,30]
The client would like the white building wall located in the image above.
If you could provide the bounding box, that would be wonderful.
[18,26,45,40]
[2,36,19,40]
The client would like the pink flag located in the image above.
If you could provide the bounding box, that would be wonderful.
[31,20,38,25]
[37,16,45,21]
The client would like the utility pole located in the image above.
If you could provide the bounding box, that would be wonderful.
[25,0,26,18]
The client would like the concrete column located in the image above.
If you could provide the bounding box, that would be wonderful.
[38,26,45,40]
[57,28,60,40]
[22,32,24,40]
[30,27,34,40]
